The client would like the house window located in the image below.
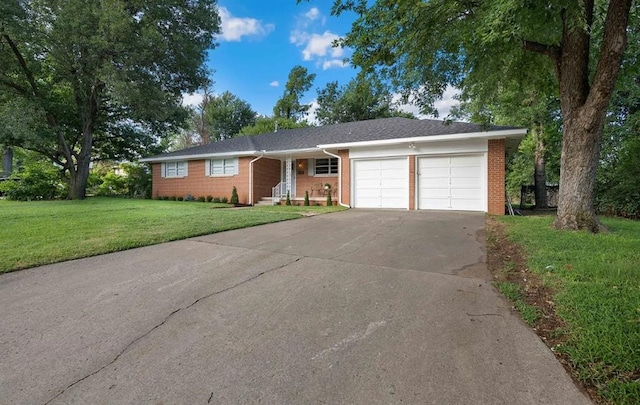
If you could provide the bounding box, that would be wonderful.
[162,161,188,178]
[207,158,238,176]
[314,158,338,175]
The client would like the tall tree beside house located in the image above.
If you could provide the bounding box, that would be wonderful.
[316,74,415,125]
[0,0,220,199]
[331,0,634,232]
[453,76,562,209]
[205,91,257,141]
[273,65,316,122]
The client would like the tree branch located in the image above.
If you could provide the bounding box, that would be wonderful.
[522,40,560,61]
[2,34,41,98]
[586,0,633,114]
[0,75,29,95]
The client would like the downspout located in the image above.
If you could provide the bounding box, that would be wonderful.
[322,149,350,208]
[249,153,264,205]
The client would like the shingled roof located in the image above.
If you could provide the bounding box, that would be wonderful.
[142,117,522,161]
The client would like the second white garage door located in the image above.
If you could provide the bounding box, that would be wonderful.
[353,158,408,208]
[418,155,484,211]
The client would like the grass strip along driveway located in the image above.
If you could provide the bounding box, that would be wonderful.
[0,198,344,273]
[490,216,640,405]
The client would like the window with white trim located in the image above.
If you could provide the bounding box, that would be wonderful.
[161,161,188,178]
[207,158,239,176]
[313,158,338,175]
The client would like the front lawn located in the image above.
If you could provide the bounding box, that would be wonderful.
[0,198,344,273]
[492,215,640,404]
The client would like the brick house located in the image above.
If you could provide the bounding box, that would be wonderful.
[140,117,526,214]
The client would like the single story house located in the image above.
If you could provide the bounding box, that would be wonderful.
[140,117,526,214]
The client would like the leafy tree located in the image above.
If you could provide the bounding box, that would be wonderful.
[239,116,308,136]
[454,77,562,209]
[331,0,634,232]
[0,0,220,199]
[205,91,257,141]
[316,74,415,125]
[274,65,316,121]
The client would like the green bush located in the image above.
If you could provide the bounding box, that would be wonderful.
[220,196,228,203]
[196,196,205,202]
[286,191,291,206]
[169,196,176,201]
[92,162,151,199]
[177,196,184,201]
[184,194,195,201]
[213,197,221,203]
[206,195,213,202]
[0,154,65,201]
[231,186,239,204]
[304,190,310,206]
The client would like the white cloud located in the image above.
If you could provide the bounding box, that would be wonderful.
[322,59,348,70]
[218,6,274,42]
[182,92,204,107]
[305,99,320,126]
[394,86,461,120]
[269,81,279,87]
[302,31,342,60]
[305,7,321,21]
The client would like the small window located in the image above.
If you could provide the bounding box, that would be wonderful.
[162,161,188,178]
[207,158,238,176]
[314,158,338,175]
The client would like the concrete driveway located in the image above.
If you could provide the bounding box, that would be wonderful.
[0,210,590,404]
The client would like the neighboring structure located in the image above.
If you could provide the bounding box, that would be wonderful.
[1,147,12,179]
[140,117,526,214]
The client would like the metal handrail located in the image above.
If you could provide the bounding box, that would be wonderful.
[271,181,285,205]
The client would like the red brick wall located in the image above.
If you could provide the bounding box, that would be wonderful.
[252,158,280,203]
[408,156,416,210]
[152,157,279,204]
[487,139,506,215]
[339,150,350,206]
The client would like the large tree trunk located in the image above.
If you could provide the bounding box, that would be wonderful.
[553,111,605,231]
[68,157,91,200]
[533,127,548,209]
[548,0,631,232]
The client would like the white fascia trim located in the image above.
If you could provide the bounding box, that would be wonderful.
[263,148,320,156]
[139,151,258,163]
[317,129,528,149]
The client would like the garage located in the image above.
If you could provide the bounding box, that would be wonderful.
[418,155,484,211]
[353,158,408,208]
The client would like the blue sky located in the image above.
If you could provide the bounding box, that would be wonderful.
[183,1,457,120]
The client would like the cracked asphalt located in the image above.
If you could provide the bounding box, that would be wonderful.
[0,210,591,404]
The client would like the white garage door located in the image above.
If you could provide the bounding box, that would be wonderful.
[418,155,484,211]
[353,158,408,208]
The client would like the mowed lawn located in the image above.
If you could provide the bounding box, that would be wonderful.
[0,198,344,273]
[500,216,640,404]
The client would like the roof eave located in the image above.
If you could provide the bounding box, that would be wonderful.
[317,128,528,149]
[139,150,259,163]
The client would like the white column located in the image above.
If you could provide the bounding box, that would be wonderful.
[285,156,292,195]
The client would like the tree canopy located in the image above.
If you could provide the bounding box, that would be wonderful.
[332,0,634,232]
[0,0,220,199]
[316,75,414,125]
[239,116,308,136]
[273,65,316,121]
[205,91,257,141]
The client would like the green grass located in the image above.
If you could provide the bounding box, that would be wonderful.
[499,215,640,404]
[0,197,345,273]
[496,281,539,326]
